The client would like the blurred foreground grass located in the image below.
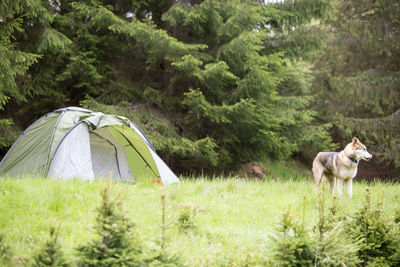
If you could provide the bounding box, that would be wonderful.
[0,176,399,265]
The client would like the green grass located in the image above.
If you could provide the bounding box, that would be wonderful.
[0,176,399,266]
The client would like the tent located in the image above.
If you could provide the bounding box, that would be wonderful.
[0,107,179,185]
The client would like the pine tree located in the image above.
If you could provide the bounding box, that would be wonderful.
[31,224,69,267]
[314,194,360,266]
[0,0,41,149]
[270,208,315,266]
[313,0,400,168]
[1,0,335,173]
[144,194,183,266]
[76,187,144,267]
[346,189,399,266]
[161,0,334,168]
[270,198,360,266]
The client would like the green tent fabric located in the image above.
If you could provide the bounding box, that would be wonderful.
[108,125,160,178]
[0,113,59,177]
[0,107,179,185]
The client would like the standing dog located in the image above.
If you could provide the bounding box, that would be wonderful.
[312,137,372,197]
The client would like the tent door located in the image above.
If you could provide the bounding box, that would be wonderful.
[89,130,134,181]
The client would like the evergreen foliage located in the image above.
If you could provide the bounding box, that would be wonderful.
[1,0,398,175]
[264,0,333,60]
[159,0,333,169]
[270,195,360,267]
[0,0,41,104]
[2,179,400,265]
[313,0,400,167]
[31,223,69,267]
[314,194,360,266]
[0,0,334,174]
[0,0,41,149]
[270,208,315,266]
[314,223,360,267]
[77,187,144,267]
[177,202,204,233]
[346,189,400,266]
[144,195,183,267]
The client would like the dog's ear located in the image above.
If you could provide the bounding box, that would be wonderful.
[352,137,359,145]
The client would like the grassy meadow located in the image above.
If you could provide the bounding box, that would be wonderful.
[0,166,400,266]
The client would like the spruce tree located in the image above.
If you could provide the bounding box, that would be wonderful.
[160,0,334,168]
[40,0,334,172]
[1,0,335,173]
[269,208,315,266]
[31,224,69,267]
[313,0,400,168]
[77,187,144,267]
[314,194,360,266]
[0,0,40,149]
[346,189,398,266]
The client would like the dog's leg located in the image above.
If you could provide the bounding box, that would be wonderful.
[345,179,353,198]
[336,178,343,196]
[327,176,336,195]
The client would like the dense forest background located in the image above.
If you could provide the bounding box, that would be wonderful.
[1,0,399,178]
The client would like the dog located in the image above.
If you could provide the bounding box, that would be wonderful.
[312,137,372,197]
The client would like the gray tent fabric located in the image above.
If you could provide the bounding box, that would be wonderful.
[0,107,180,185]
[48,123,94,180]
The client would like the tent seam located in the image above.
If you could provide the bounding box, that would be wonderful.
[112,126,160,178]
[44,111,66,175]
[48,121,86,173]
[90,131,123,180]
[130,122,156,152]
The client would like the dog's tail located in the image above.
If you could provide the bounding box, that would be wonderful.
[312,154,324,193]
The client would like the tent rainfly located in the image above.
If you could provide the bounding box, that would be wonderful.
[0,107,179,185]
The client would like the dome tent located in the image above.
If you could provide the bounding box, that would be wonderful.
[0,107,179,185]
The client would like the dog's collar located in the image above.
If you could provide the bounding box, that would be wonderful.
[348,156,358,164]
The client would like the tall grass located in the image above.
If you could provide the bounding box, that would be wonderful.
[0,176,399,265]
